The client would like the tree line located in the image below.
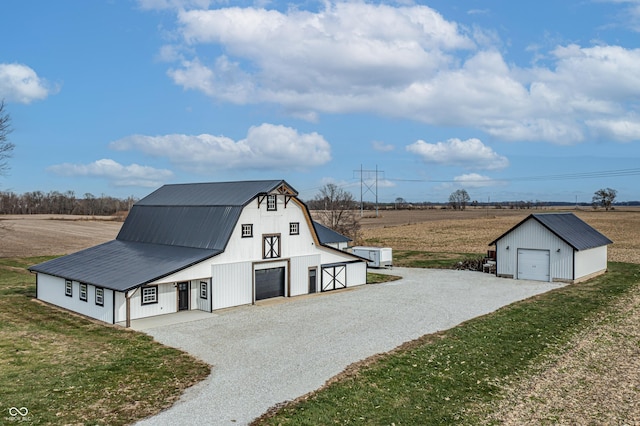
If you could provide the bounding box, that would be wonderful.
[0,191,136,216]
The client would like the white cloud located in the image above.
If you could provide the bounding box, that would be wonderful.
[0,63,52,104]
[153,2,640,144]
[110,123,331,172]
[586,116,640,142]
[453,173,503,188]
[406,138,509,170]
[47,159,173,187]
[372,141,395,152]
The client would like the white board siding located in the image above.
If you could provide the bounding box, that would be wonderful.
[346,261,367,287]
[194,279,211,312]
[214,199,318,265]
[119,282,176,321]
[212,261,253,310]
[289,255,320,296]
[575,245,608,279]
[37,274,114,323]
[495,218,574,281]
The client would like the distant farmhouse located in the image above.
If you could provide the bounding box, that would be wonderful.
[30,180,367,327]
[489,213,612,283]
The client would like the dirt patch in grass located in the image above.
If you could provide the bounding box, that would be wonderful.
[487,289,640,425]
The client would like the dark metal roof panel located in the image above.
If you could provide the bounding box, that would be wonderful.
[136,180,292,206]
[313,221,352,244]
[489,213,612,250]
[29,240,219,292]
[117,205,242,250]
[531,213,613,250]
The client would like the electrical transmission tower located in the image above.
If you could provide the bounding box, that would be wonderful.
[354,165,384,217]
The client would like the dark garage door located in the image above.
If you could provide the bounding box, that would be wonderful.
[255,267,285,301]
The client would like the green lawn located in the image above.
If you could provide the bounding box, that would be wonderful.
[0,257,210,425]
[393,250,480,269]
[255,262,640,425]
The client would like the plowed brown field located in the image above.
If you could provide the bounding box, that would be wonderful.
[1,208,638,263]
[359,207,640,264]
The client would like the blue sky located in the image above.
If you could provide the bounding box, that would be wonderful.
[1,0,640,203]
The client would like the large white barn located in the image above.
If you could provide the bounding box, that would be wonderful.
[30,180,367,326]
[489,212,612,283]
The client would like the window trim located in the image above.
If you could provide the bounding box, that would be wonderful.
[65,279,73,297]
[95,287,104,306]
[200,281,207,299]
[267,194,277,211]
[141,286,158,305]
[79,283,88,302]
[289,222,299,235]
[241,224,253,238]
[263,233,281,259]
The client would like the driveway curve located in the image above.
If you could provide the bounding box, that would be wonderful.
[137,268,563,425]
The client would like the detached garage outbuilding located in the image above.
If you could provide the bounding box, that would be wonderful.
[489,213,612,283]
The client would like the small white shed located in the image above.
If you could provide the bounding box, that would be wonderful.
[489,213,612,283]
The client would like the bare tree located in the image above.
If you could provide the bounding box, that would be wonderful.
[310,183,360,241]
[0,100,15,176]
[592,188,617,211]
[448,189,470,210]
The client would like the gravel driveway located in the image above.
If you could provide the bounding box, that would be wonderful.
[137,268,563,425]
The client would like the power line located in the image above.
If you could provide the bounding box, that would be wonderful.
[388,167,640,184]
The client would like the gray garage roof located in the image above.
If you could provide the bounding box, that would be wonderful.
[313,221,352,244]
[489,212,613,250]
[30,240,220,292]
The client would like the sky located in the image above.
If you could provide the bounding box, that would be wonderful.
[1,0,640,204]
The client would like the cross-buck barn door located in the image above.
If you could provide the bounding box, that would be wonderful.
[321,264,346,292]
[178,282,189,311]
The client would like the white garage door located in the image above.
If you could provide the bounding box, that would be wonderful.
[517,249,550,281]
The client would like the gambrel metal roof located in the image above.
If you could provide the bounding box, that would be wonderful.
[29,180,300,292]
[136,180,294,207]
[489,212,613,250]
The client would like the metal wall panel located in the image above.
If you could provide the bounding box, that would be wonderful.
[211,261,253,310]
[346,262,367,287]
[127,283,177,320]
[575,245,608,278]
[37,274,114,323]
[290,254,320,296]
[496,218,574,281]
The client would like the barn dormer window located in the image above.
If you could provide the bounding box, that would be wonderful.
[290,222,299,235]
[242,224,253,238]
[267,194,277,211]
